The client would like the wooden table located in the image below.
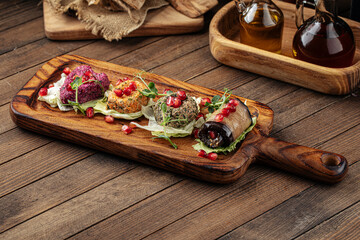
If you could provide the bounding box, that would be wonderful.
[1,1,359,239]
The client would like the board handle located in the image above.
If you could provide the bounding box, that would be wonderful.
[255,137,348,183]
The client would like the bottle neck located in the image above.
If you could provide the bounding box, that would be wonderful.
[315,0,336,17]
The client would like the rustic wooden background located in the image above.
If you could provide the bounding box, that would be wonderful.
[0,0,359,239]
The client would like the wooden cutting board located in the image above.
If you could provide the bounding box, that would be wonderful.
[10,55,348,183]
[43,1,204,40]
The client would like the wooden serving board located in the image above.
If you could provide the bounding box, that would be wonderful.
[43,1,204,40]
[209,0,360,95]
[10,55,348,183]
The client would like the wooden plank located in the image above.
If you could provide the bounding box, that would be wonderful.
[0,166,181,239]
[295,201,360,240]
[268,88,344,133]
[0,141,94,198]
[108,31,209,71]
[143,170,310,240]
[232,76,298,104]
[149,46,221,80]
[0,104,16,133]
[68,166,270,240]
[0,128,51,165]
[186,65,259,90]
[272,96,360,146]
[0,39,93,81]
[0,153,137,233]
[0,0,43,32]
[0,17,45,55]
[70,37,163,62]
[0,0,28,11]
[218,161,360,240]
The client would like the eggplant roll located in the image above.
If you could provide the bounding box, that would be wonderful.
[198,99,252,148]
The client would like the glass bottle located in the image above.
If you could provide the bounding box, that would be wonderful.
[292,0,356,68]
[235,0,285,53]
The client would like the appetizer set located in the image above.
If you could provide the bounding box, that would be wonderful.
[11,55,348,183]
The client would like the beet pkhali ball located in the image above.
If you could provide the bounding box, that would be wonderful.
[60,65,110,104]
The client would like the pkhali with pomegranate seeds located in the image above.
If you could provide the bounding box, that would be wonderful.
[153,94,199,128]
[107,80,149,114]
[60,65,110,104]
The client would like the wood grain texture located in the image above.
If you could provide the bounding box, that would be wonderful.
[43,1,204,40]
[10,55,349,183]
[219,161,360,240]
[296,201,360,240]
[209,0,360,95]
[0,153,137,233]
[0,0,42,32]
[0,166,181,240]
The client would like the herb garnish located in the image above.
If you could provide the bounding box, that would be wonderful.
[204,88,232,113]
[135,72,173,99]
[65,75,105,114]
[152,102,188,149]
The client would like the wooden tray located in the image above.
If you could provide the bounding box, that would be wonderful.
[43,1,204,40]
[10,55,348,183]
[209,0,360,95]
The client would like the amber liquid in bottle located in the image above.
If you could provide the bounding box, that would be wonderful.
[293,14,355,68]
[239,2,284,53]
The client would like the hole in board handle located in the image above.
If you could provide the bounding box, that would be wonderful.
[321,153,341,167]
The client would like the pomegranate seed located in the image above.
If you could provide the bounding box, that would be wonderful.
[39,87,48,96]
[122,125,133,134]
[209,131,216,139]
[123,77,130,81]
[86,107,94,118]
[177,90,186,100]
[201,97,211,106]
[207,152,218,161]
[196,112,204,120]
[221,108,230,117]
[114,89,123,97]
[123,87,132,96]
[84,70,92,77]
[172,97,182,108]
[214,113,224,122]
[48,83,54,88]
[192,128,199,138]
[163,89,171,94]
[66,83,73,91]
[225,103,236,113]
[229,99,239,106]
[198,150,207,157]
[166,96,175,107]
[129,81,137,91]
[63,67,71,75]
[104,115,114,123]
[116,79,124,85]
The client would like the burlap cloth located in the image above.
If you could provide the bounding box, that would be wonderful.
[47,0,169,41]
